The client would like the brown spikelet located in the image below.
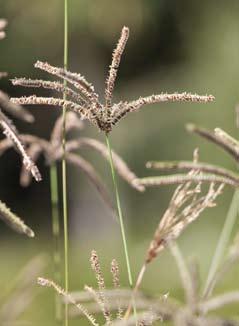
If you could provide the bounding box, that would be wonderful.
[105,26,129,109]
[11,96,87,116]
[0,200,34,237]
[20,143,42,187]
[0,111,41,182]
[123,92,214,112]
[12,77,87,106]
[90,250,112,324]
[65,153,114,211]
[0,90,34,123]
[34,61,99,103]
[38,277,99,325]
[111,259,123,320]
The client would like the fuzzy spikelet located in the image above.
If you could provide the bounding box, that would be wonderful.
[0,200,34,237]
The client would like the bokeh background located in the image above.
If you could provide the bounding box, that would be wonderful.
[1,0,239,324]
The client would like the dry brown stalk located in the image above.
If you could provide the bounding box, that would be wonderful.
[186,123,239,161]
[65,153,114,211]
[38,277,99,326]
[61,138,145,192]
[0,108,41,182]
[11,27,214,133]
[0,200,34,237]
[0,91,34,123]
[50,111,84,148]
[0,116,41,182]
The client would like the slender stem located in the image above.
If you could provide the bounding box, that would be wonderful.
[62,1,69,326]
[105,134,138,321]
[50,164,62,322]
[105,134,133,286]
[203,189,239,299]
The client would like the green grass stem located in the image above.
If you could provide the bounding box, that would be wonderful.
[105,134,138,321]
[62,1,69,325]
[203,189,239,299]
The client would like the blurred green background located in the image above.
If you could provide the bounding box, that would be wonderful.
[1,0,239,324]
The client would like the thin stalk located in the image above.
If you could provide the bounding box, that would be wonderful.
[50,164,62,322]
[62,1,69,326]
[105,134,133,286]
[105,134,137,320]
[203,189,239,299]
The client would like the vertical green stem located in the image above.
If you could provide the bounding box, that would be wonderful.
[203,189,239,299]
[105,134,138,321]
[62,1,69,325]
[105,134,133,287]
[50,164,62,322]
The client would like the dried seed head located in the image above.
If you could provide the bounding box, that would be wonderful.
[143,156,224,264]
[12,28,214,134]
